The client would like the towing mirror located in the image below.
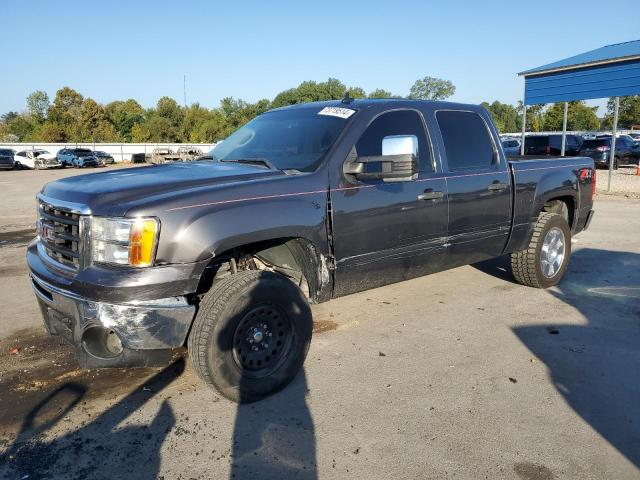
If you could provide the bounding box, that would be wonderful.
[344,135,418,182]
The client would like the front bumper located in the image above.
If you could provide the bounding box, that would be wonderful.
[30,272,195,367]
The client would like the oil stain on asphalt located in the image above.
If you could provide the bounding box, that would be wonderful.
[0,328,163,434]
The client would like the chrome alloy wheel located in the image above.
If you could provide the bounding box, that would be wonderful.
[540,227,566,278]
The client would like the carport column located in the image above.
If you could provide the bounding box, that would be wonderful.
[560,102,568,156]
[608,97,620,192]
[520,77,527,156]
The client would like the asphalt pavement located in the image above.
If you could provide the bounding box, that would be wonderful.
[0,166,638,479]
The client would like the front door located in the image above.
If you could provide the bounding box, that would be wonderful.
[330,109,448,297]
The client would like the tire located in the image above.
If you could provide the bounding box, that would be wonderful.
[510,212,572,288]
[188,270,312,403]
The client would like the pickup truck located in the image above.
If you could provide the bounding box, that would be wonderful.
[27,99,595,403]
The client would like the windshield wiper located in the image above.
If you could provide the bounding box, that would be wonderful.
[197,154,218,161]
[220,158,276,170]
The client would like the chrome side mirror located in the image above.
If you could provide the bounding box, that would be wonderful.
[344,135,418,182]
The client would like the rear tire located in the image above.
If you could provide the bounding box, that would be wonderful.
[188,270,312,403]
[510,212,572,288]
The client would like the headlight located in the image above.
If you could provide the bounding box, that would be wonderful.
[91,217,159,267]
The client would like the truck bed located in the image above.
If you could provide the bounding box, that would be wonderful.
[505,156,595,254]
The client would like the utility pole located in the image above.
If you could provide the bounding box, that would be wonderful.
[183,74,188,108]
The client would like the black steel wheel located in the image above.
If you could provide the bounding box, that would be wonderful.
[231,305,294,377]
[188,270,312,403]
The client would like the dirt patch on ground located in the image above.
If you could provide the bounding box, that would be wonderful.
[313,319,338,334]
[0,328,170,433]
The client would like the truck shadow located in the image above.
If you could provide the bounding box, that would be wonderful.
[0,358,185,480]
[229,371,317,479]
[479,249,640,469]
[217,276,318,479]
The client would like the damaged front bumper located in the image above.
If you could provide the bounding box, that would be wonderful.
[30,272,196,368]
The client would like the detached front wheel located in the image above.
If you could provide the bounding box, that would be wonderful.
[511,212,572,288]
[188,270,312,403]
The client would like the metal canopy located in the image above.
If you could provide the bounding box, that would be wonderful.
[517,39,640,190]
[519,40,640,105]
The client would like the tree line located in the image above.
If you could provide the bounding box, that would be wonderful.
[1,76,638,143]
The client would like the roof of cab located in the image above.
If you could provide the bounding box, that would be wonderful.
[269,98,483,113]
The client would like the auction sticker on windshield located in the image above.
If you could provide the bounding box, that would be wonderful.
[318,107,356,119]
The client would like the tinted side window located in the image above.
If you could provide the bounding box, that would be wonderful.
[436,111,495,170]
[356,110,432,172]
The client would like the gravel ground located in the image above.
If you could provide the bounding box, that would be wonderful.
[596,167,640,198]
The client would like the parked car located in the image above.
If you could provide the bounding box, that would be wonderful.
[93,150,115,165]
[582,136,640,169]
[28,99,595,403]
[14,149,61,169]
[151,148,181,164]
[57,148,100,168]
[0,148,15,170]
[501,138,521,156]
[177,146,203,161]
[523,134,583,156]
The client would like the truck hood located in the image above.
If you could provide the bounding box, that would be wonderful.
[41,161,285,215]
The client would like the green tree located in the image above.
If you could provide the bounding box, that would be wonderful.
[39,122,66,142]
[105,99,145,141]
[4,113,37,141]
[368,89,393,99]
[146,116,179,142]
[77,99,119,141]
[271,78,349,107]
[192,110,227,143]
[347,87,366,98]
[219,97,270,136]
[47,87,84,141]
[602,95,640,129]
[542,101,599,131]
[481,101,520,133]
[156,96,184,129]
[1,112,19,123]
[26,91,50,123]
[517,101,546,132]
[409,76,455,100]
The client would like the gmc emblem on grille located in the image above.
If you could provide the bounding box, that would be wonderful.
[41,224,55,242]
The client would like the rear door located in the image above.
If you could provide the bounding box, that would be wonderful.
[331,109,448,296]
[434,109,511,268]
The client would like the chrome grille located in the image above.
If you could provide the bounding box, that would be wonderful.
[38,202,82,271]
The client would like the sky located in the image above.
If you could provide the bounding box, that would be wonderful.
[1,0,637,116]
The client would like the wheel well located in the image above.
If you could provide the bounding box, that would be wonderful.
[195,237,327,304]
[543,196,575,229]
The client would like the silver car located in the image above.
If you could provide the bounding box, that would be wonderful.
[57,148,100,168]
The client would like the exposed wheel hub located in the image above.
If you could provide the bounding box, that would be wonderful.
[232,305,292,374]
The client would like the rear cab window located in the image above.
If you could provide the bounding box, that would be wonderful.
[436,110,496,171]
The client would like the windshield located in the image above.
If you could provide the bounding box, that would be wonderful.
[582,139,609,148]
[207,107,353,172]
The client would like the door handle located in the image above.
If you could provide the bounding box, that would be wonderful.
[487,182,508,192]
[417,190,444,201]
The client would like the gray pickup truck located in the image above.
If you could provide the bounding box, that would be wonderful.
[27,99,595,402]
